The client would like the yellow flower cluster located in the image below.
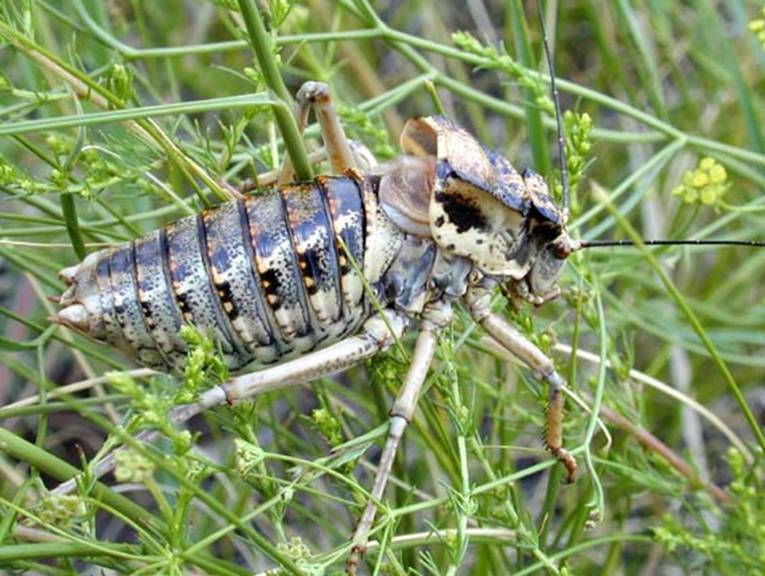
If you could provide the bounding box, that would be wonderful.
[751,7,765,49]
[672,157,728,205]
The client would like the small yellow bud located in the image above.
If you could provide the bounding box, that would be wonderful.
[114,449,155,483]
[683,188,698,204]
[700,188,718,205]
[708,163,727,184]
[750,19,765,33]
[699,157,716,170]
[691,171,709,188]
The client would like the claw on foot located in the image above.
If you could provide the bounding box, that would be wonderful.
[550,446,577,483]
[346,543,366,576]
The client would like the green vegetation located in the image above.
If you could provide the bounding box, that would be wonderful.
[1,1,765,574]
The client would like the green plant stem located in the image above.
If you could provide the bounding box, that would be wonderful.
[0,94,277,135]
[59,192,86,259]
[72,0,381,59]
[572,138,685,233]
[512,534,653,576]
[0,427,165,535]
[236,0,313,182]
[377,26,765,169]
[465,437,559,573]
[583,283,607,515]
[0,19,231,202]
[84,415,305,576]
[0,541,139,563]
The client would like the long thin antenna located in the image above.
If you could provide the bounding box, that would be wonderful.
[536,0,569,219]
[580,239,765,249]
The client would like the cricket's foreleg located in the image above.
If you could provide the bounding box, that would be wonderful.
[466,290,577,482]
[346,322,440,576]
[278,81,356,184]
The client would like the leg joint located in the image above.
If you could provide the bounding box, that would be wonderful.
[387,411,411,425]
[543,369,565,391]
[361,312,408,348]
[296,81,330,104]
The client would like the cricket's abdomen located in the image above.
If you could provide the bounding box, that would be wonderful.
[56,176,371,372]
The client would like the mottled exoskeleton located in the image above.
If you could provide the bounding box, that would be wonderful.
[54,82,579,574]
[58,175,384,371]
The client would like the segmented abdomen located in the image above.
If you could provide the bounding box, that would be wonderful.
[59,176,369,372]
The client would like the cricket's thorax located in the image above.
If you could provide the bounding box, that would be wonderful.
[375,115,569,310]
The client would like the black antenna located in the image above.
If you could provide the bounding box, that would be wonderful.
[533,8,762,254]
[580,239,765,249]
[536,0,569,219]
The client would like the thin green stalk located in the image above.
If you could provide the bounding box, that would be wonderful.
[236,0,313,181]
[0,94,277,135]
[444,340,471,576]
[59,192,86,259]
[614,0,668,119]
[0,542,140,563]
[583,283,607,517]
[465,437,559,574]
[572,138,685,233]
[0,396,125,419]
[424,80,446,115]
[0,427,165,535]
[512,534,653,576]
[82,415,305,576]
[0,19,232,202]
[73,0,381,59]
[379,26,765,169]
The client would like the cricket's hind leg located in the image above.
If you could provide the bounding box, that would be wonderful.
[465,286,577,482]
[52,311,410,496]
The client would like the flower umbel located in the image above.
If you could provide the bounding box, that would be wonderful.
[672,157,728,206]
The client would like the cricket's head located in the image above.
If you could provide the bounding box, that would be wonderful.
[380,115,572,303]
